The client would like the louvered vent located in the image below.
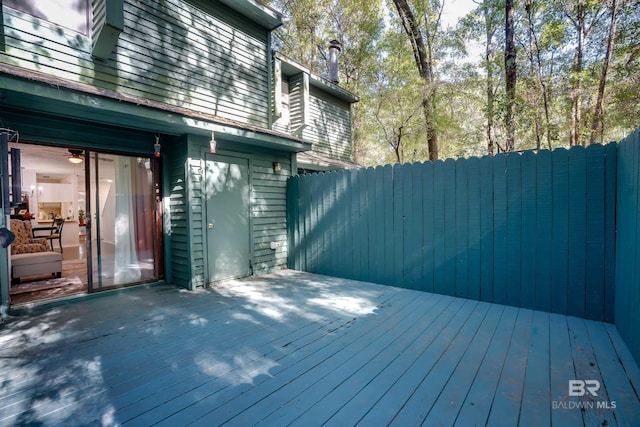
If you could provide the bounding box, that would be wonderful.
[91,0,123,60]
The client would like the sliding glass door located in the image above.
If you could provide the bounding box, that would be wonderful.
[88,152,158,290]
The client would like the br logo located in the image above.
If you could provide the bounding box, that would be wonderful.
[569,380,600,397]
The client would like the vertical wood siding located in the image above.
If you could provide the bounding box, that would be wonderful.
[615,129,640,365]
[287,143,618,322]
[1,0,270,127]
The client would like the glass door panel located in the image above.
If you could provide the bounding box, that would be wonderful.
[89,152,157,290]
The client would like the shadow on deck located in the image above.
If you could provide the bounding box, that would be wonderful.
[0,270,639,426]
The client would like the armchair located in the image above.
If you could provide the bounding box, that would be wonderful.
[9,219,62,284]
[9,219,49,254]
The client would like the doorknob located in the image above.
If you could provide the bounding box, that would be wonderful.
[208,223,214,229]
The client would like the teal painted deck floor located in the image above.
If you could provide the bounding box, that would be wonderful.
[1,271,639,426]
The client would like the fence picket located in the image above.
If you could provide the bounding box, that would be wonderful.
[411,163,423,291]
[455,158,469,298]
[309,172,319,273]
[585,144,606,320]
[479,155,494,302]
[301,174,311,272]
[422,161,435,293]
[493,154,508,305]
[336,170,348,278]
[521,151,536,309]
[383,165,394,285]
[551,148,569,315]
[365,167,376,283]
[568,147,587,318]
[604,142,617,323]
[506,153,522,307]
[467,157,481,300]
[433,160,446,295]
[535,150,552,312]
[373,166,385,284]
[443,159,457,296]
[402,163,414,289]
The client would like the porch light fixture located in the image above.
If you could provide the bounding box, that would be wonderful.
[272,161,281,173]
[154,134,161,158]
[209,131,217,154]
[68,149,84,164]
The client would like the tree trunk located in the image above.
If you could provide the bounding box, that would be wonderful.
[395,126,403,164]
[590,0,619,145]
[393,0,438,161]
[484,6,496,156]
[525,0,552,150]
[570,1,585,146]
[504,0,516,152]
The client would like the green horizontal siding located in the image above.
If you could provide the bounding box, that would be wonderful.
[1,0,270,127]
[187,145,206,288]
[302,86,352,162]
[184,138,291,286]
[164,135,191,288]
[252,154,290,274]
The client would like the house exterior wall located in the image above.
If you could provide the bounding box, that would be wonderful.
[172,135,290,289]
[1,0,271,127]
[164,135,190,288]
[0,0,310,306]
[303,86,353,163]
[285,74,354,164]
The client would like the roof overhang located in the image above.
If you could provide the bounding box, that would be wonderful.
[276,53,359,104]
[297,151,360,172]
[218,0,283,30]
[0,65,310,153]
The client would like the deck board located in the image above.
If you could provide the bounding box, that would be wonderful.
[567,315,616,426]
[424,302,504,426]
[486,307,533,426]
[519,310,551,427]
[549,313,585,427]
[0,271,638,426]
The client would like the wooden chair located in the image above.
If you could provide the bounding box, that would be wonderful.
[44,218,65,252]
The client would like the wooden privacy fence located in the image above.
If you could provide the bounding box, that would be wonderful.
[287,142,617,322]
[615,129,640,364]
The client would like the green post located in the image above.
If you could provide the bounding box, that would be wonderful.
[0,131,10,317]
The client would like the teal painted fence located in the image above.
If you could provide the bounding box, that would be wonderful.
[287,143,618,322]
[615,129,640,365]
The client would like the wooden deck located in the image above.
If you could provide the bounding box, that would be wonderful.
[1,271,639,426]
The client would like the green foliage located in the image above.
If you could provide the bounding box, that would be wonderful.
[268,0,640,164]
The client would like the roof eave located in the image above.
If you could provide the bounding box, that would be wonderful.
[275,52,359,104]
[218,0,283,30]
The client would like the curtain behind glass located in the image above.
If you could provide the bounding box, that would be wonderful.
[114,157,140,284]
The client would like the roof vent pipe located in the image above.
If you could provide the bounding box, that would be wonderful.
[328,39,341,84]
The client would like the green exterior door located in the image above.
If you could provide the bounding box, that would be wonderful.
[205,155,251,283]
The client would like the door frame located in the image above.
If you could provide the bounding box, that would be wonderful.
[201,150,254,285]
[86,149,163,292]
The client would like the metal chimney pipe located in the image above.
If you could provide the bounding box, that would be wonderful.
[328,39,341,84]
